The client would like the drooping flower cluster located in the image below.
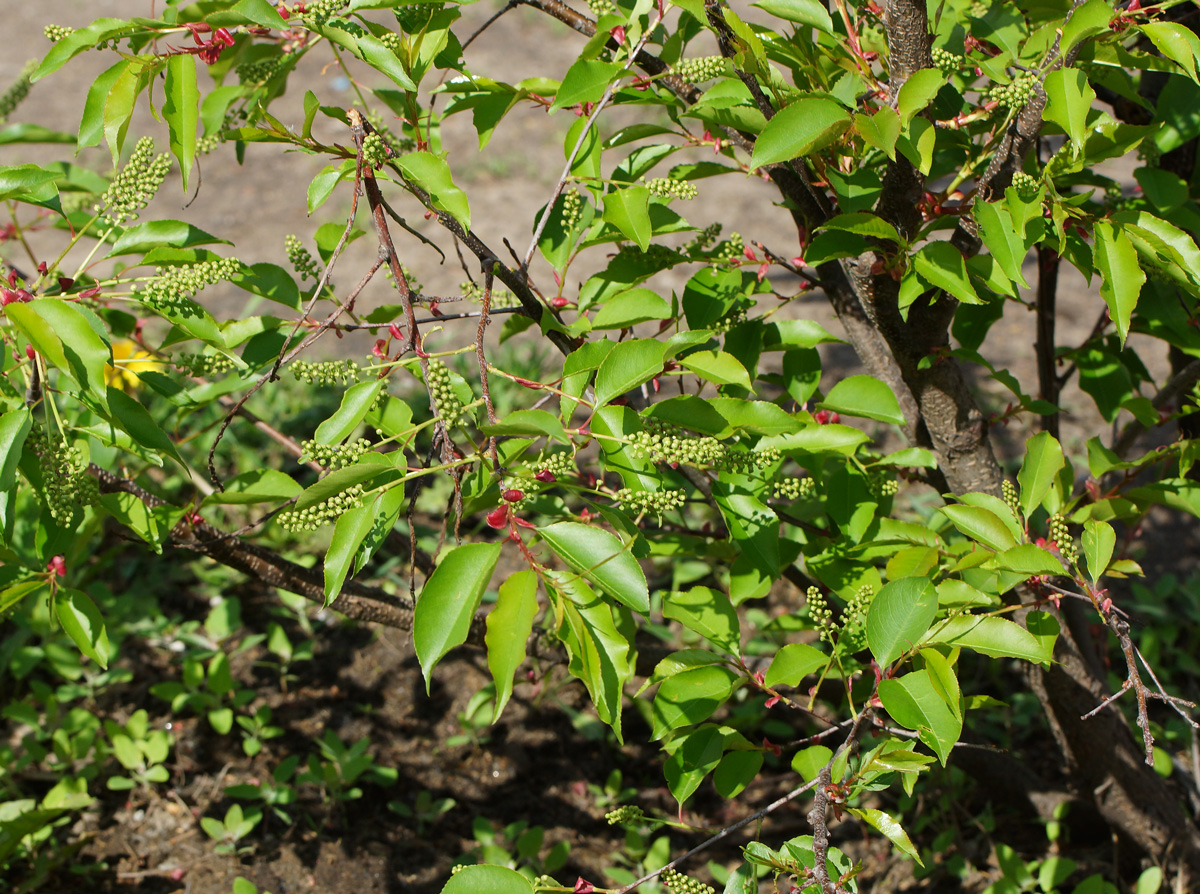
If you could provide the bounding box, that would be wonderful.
[176,352,237,378]
[27,428,99,523]
[135,257,241,314]
[292,359,361,386]
[773,476,817,501]
[672,56,726,84]
[660,867,714,894]
[605,805,645,825]
[536,450,577,482]
[805,586,836,644]
[838,584,874,651]
[990,73,1039,109]
[236,56,285,86]
[96,137,172,226]
[425,359,466,426]
[614,487,686,517]
[460,280,520,309]
[645,177,698,201]
[285,235,321,282]
[299,438,372,471]
[278,483,365,531]
[0,60,36,123]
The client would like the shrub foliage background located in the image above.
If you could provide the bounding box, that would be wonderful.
[2,0,1200,891]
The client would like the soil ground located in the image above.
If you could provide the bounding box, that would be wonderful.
[3,3,1199,894]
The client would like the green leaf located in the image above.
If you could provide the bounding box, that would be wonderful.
[397,152,470,231]
[314,24,417,91]
[591,288,672,329]
[855,107,901,159]
[480,409,569,442]
[923,615,1051,663]
[308,160,355,215]
[714,749,763,799]
[323,498,380,607]
[1043,68,1096,152]
[10,299,110,404]
[163,54,199,192]
[107,221,230,256]
[713,478,780,578]
[0,165,59,201]
[556,578,633,741]
[751,99,852,168]
[764,643,828,687]
[750,0,834,33]
[819,375,906,425]
[103,59,148,167]
[791,745,833,782]
[78,60,129,149]
[975,200,1029,292]
[33,18,137,82]
[896,69,946,125]
[664,587,741,657]
[204,469,302,505]
[996,544,1064,575]
[550,59,623,112]
[1018,430,1065,518]
[847,808,923,865]
[664,725,727,807]
[106,387,187,468]
[912,241,982,304]
[487,570,539,722]
[540,522,649,613]
[315,381,385,444]
[1061,0,1114,55]
[940,504,1017,551]
[594,338,668,407]
[207,0,289,27]
[232,263,302,311]
[413,542,503,691]
[1141,23,1200,83]
[0,407,32,494]
[602,186,653,252]
[877,669,962,764]
[1094,220,1144,347]
[652,665,741,739]
[55,587,111,669]
[679,351,754,390]
[441,864,534,894]
[866,577,938,668]
[1082,519,1116,583]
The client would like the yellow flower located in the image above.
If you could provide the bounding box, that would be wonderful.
[105,339,161,391]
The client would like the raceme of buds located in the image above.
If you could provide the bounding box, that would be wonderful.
[302,0,350,27]
[96,136,172,226]
[990,72,1039,109]
[27,427,100,523]
[1009,170,1041,198]
[425,359,467,426]
[361,131,391,169]
[1049,514,1078,564]
[644,177,698,201]
[805,586,837,644]
[292,358,361,386]
[393,0,445,32]
[614,487,686,517]
[1002,479,1021,519]
[672,56,726,84]
[44,24,76,42]
[0,60,37,123]
[605,805,645,825]
[930,46,964,72]
[660,867,715,894]
[285,234,321,282]
[236,56,286,86]
[713,232,745,267]
[278,484,366,531]
[176,351,237,379]
[134,257,241,314]
[867,468,899,498]
[773,476,817,501]
[299,438,372,471]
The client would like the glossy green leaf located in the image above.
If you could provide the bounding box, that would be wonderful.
[55,587,111,669]
[664,587,741,656]
[1061,0,1114,55]
[652,665,740,739]
[940,504,1017,551]
[413,542,502,691]
[847,808,923,865]
[397,152,470,231]
[0,407,32,494]
[556,577,632,741]
[877,669,962,764]
[1043,68,1095,152]
[163,54,199,192]
[487,570,540,722]
[664,725,726,806]
[315,380,385,444]
[480,409,569,442]
[207,0,289,27]
[232,263,302,310]
[204,469,302,505]
[1141,22,1200,83]
[602,186,653,252]
[315,24,417,91]
[1018,430,1065,518]
[923,615,1051,663]
[896,69,946,125]
[1082,519,1116,583]
[912,241,982,304]
[540,522,649,613]
[591,288,672,329]
[679,351,753,390]
[107,387,186,468]
[996,544,1064,575]
[819,375,906,425]
[323,498,380,607]
[751,0,834,32]
[1094,220,1144,347]
[713,478,780,578]
[764,642,828,687]
[975,200,1028,292]
[594,338,668,407]
[103,59,147,167]
[441,864,534,894]
[709,399,802,436]
[866,577,938,668]
[308,160,355,215]
[550,59,623,112]
[11,299,110,404]
[33,18,136,82]
[0,165,59,201]
[713,749,763,799]
[107,221,230,256]
[855,107,900,159]
[751,98,852,168]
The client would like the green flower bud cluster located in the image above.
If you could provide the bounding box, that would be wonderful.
[990,73,1038,109]
[660,867,715,894]
[805,586,836,644]
[59,192,99,216]
[44,25,75,42]
[449,864,467,876]
[1002,479,1021,519]
[426,359,466,426]
[386,263,422,298]
[532,876,561,891]
[97,136,172,226]
[689,222,722,252]
[672,56,726,85]
[773,476,817,501]
[28,428,99,522]
[931,47,964,72]
[458,280,520,309]
[561,188,583,230]
[279,484,365,531]
[839,584,873,649]
[135,257,241,315]
[378,31,403,52]
[615,487,686,517]
[605,805,645,825]
[616,242,681,272]
[867,470,899,498]
[177,352,237,378]
[970,1,988,16]
[394,2,445,32]
[196,133,223,156]
[364,108,414,155]
[586,0,617,15]
[292,359,361,386]
[0,60,36,123]
[1049,514,1078,564]
[711,306,747,334]
[302,0,348,26]
[713,232,745,267]
[286,235,321,282]
[300,437,371,470]
[537,450,577,480]
[630,421,726,467]
[362,131,390,169]
[1009,171,1040,198]
[236,57,284,86]
[644,177,698,201]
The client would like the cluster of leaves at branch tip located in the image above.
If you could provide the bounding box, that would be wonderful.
[299,438,371,471]
[291,359,360,386]
[135,257,241,314]
[97,137,172,226]
[27,427,99,523]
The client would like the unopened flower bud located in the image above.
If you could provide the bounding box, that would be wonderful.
[503,488,524,503]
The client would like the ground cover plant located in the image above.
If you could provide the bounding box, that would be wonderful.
[2,0,1200,892]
